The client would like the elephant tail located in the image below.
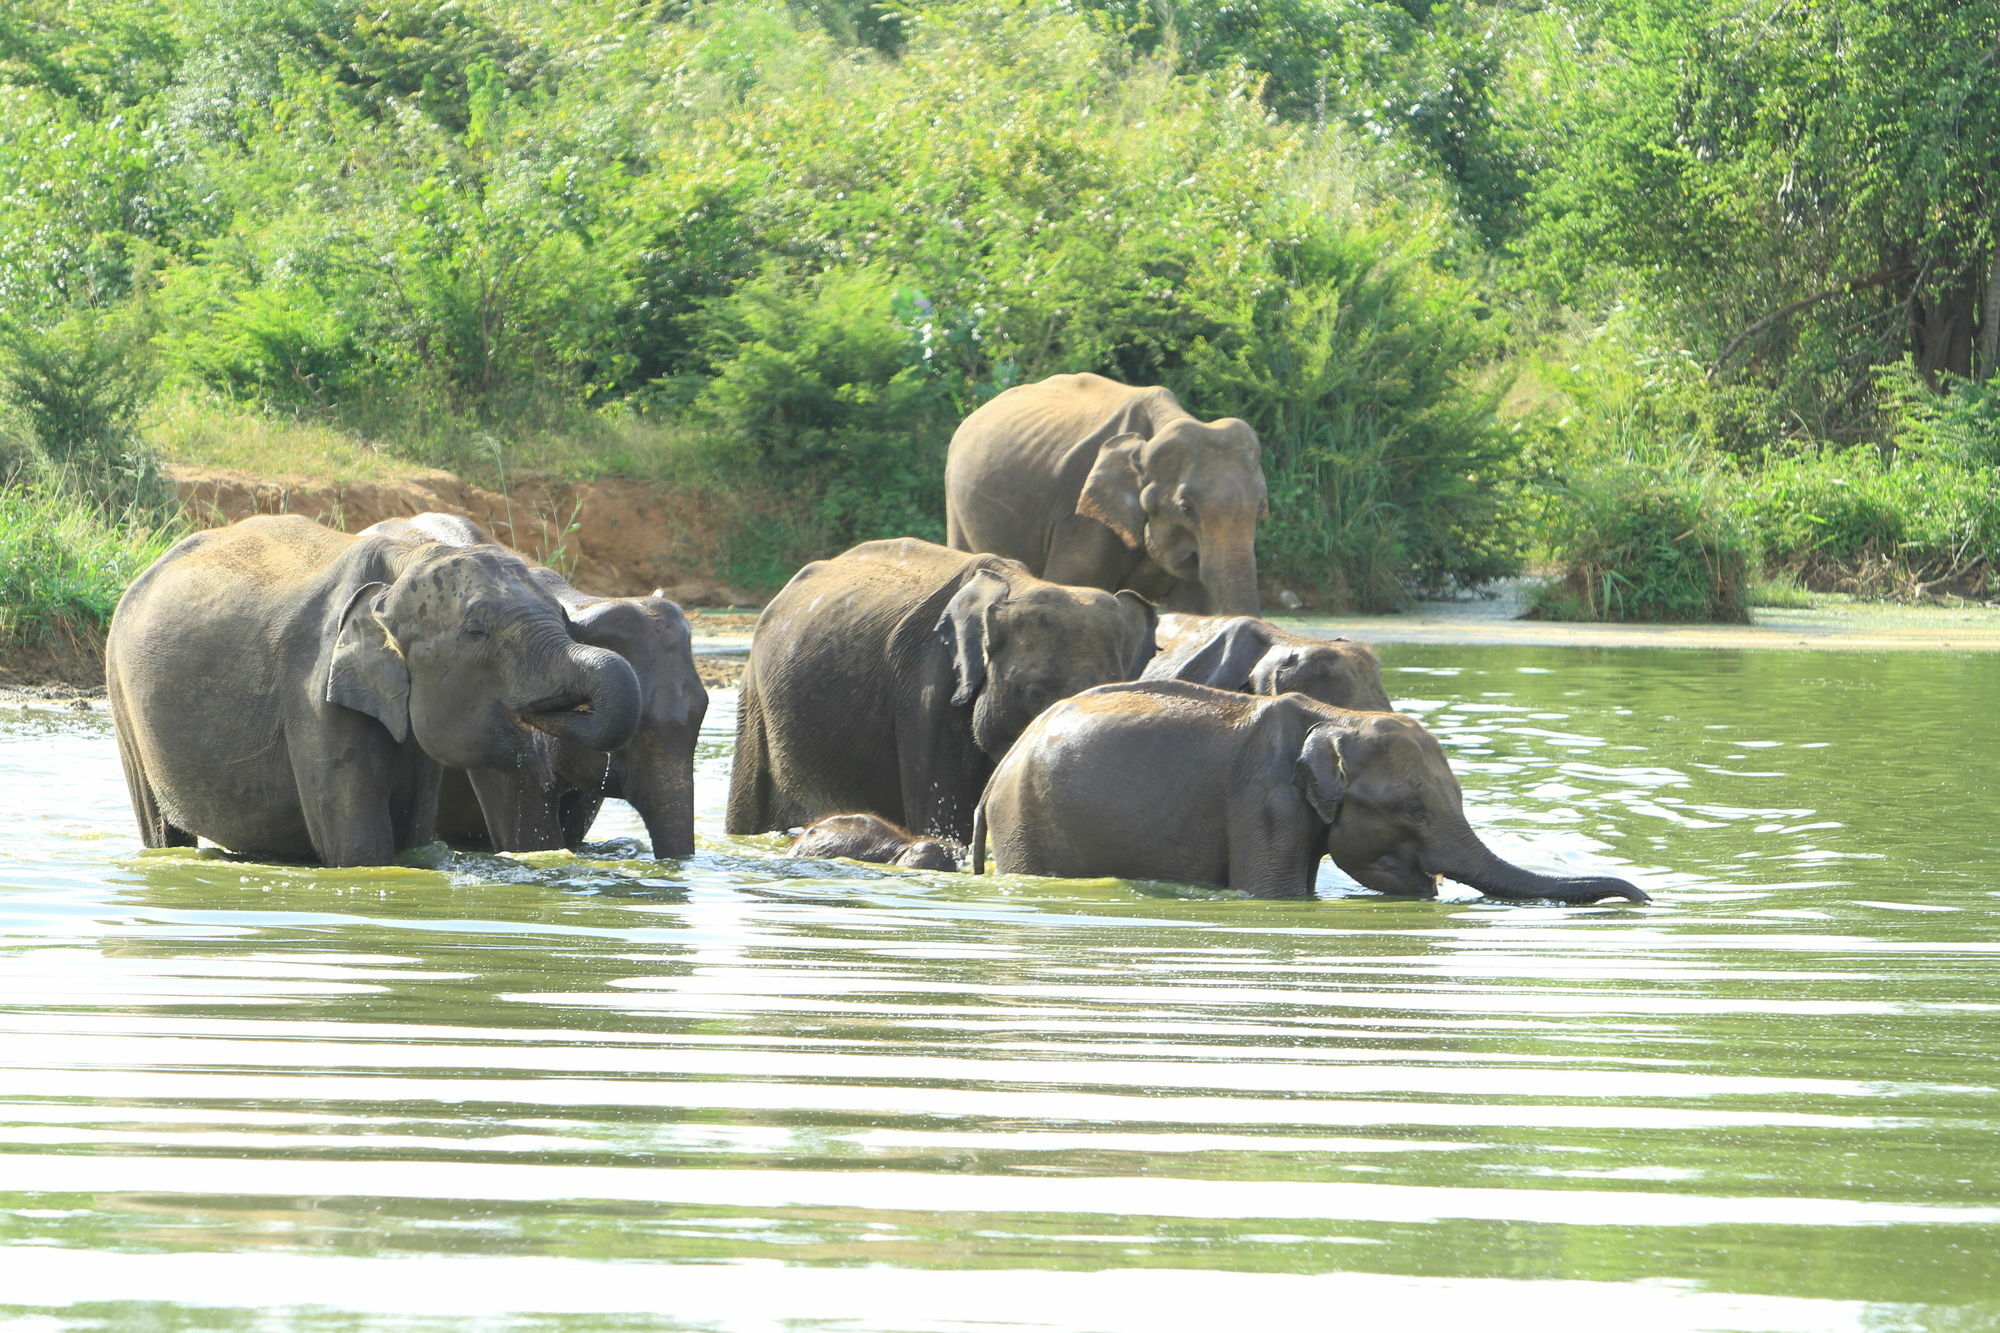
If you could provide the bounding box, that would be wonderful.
[971,799,987,875]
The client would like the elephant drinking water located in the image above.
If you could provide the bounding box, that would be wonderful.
[975,680,1649,904]
[359,513,708,858]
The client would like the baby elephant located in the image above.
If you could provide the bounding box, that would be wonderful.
[976,680,1647,904]
[1144,613,1393,712]
[790,813,958,871]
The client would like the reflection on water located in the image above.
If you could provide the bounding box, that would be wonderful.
[3,646,1999,1331]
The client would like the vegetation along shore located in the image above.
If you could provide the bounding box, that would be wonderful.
[6,0,2000,686]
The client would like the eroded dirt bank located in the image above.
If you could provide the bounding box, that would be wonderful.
[170,465,759,606]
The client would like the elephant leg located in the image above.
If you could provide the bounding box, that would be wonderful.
[725,681,774,835]
[559,789,605,847]
[115,729,193,850]
[464,767,566,852]
[1226,789,1323,899]
[894,701,987,844]
[291,748,400,868]
[1043,514,1135,592]
[389,755,443,852]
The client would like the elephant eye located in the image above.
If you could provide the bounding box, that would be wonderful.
[1176,496,1196,516]
[462,623,491,641]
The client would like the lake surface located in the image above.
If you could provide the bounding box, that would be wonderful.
[2,644,1997,1331]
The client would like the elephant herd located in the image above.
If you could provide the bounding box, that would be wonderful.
[106,372,1648,905]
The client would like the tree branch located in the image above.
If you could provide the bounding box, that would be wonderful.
[1711,266,1915,376]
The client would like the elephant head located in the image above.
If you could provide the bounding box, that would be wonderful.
[1077,418,1267,615]
[1160,616,1395,713]
[326,541,643,848]
[1295,712,1648,904]
[552,591,709,858]
[895,838,959,871]
[938,567,1157,758]
[1251,639,1393,713]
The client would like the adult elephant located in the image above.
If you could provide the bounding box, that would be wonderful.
[359,514,708,858]
[726,538,1157,844]
[944,373,1267,615]
[106,515,643,867]
[1143,613,1394,712]
[976,681,1649,904]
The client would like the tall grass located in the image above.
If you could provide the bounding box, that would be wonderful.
[0,482,181,653]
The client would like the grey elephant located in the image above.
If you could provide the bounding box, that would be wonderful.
[975,680,1649,904]
[790,813,958,871]
[726,538,1157,844]
[360,514,708,858]
[106,515,643,866]
[944,372,1267,615]
[1143,613,1393,712]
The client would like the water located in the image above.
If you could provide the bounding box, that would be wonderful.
[2,644,1998,1331]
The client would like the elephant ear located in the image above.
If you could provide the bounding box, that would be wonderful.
[326,581,411,743]
[1114,589,1159,677]
[1076,433,1147,549]
[934,568,1010,707]
[1294,722,1354,823]
[1172,616,1271,692]
[1248,648,1299,695]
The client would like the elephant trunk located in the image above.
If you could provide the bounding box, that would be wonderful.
[519,640,643,755]
[1427,827,1649,905]
[1197,527,1261,616]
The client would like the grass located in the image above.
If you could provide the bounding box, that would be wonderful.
[150,393,740,492]
[1747,576,1819,609]
[0,482,182,652]
[149,394,431,484]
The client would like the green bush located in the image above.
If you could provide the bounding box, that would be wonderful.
[0,310,174,519]
[1741,445,2000,596]
[0,481,180,650]
[686,266,955,551]
[1531,458,1755,623]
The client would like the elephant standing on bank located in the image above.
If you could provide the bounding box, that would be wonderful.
[945,373,1267,615]
[726,538,1157,844]
[106,515,643,867]
[359,514,708,858]
[976,680,1649,904]
[1143,613,1394,712]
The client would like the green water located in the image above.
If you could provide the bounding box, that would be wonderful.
[2,645,1998,1331]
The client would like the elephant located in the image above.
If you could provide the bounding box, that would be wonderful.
[1143,613,1394,712]
[789,813,958,871]
[944,372,1267,615]
[359,514,708,858]
[974,680,1650,905]
[106,514,644,867]
[726,538,1158,844]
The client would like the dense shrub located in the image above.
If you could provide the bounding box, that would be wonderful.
[0,481,179,650]
[1531,459,1755,623]
[0,310,174,519]
[1740,448,2000,597]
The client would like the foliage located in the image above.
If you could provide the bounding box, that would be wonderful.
[1529,456,1754,623]
[0,310,173,518]
[0,480,180,650]
[7,0,1996,619]
[1739,447,2000,598]
[687,266,955,550]
[1520,0,2000,437]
